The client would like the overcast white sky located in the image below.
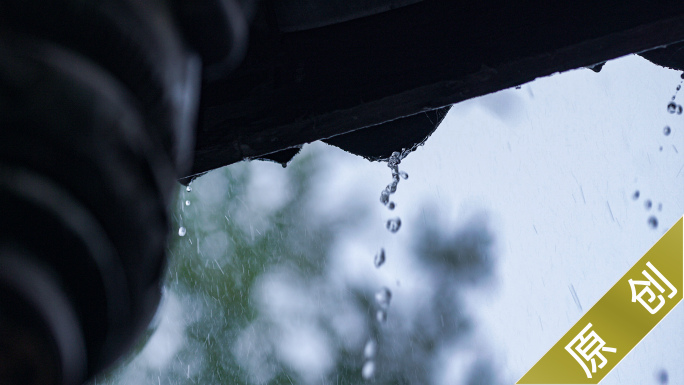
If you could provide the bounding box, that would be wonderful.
[309,53,684,384]
[393,54,684,384]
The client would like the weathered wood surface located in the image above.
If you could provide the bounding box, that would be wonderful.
[188,0,684,179]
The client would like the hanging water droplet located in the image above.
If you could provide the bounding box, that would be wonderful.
[645,200,652,210]
[361,361,375,380]
[632,190,640,200]
[363,339,377,359]
[186,185,192,192]
[667,102,677,114]
[376,309,387,323]
[380,190,390,205]
[178,226,187,236]
[648,216,658,229]
[374,248,386,268]
[388,202,395,210]
[375,287,392,308]
[664,126,672,136]
[185,200,191,206]
[399,171,408,180]
[386,218,401,233]
[388,151,401,168]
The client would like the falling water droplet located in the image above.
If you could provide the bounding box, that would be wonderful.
[376,309,387,323]
[387,180,398,194]
[658,203,663,211]
[678,85,682,91]
[632,190,640,200]
[178,226,187,236]
[659,146,664,152]
[363,340,377,359]
[665,126,674,136]
[380,190,390,205]
[667,102,677,114]
[386,218,401,233]
[185,200,191,206]
[648,216,658,229]
[657,369,668,384]
[362,361,375,380]
[645,200,652,210]
[375,287,392,308]
[679,105,683,115]
[391,168,400,182]
[399,171,408,180]
[186,185,192,192]
[374,249,386,268]
[388,202,395,210]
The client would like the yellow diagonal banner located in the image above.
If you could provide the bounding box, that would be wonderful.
[518,217,683,384]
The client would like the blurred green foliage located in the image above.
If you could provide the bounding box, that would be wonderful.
[93,145,501,385]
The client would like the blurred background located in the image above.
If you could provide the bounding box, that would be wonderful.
[91,54,684,385]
